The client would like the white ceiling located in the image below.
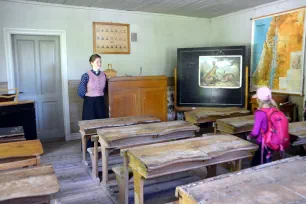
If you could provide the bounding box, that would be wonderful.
[21,0,279,18]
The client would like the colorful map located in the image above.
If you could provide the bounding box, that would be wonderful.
[251,9,305,94]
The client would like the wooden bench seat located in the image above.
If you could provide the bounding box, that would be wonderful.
[0,140,43,171]
[111,164,205,204]
[86,146,123,183]
[112,165,133,178]
[87,147,101,154]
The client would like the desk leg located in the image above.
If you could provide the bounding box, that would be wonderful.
[206,165,217,178]
[303,144,306,151]
[36,155,41,166]
[81,133,87,162]
[92,139,98,179]
[118,153,129,204]
[133,170,144,204]
[101,145,109,185]
[213,123,217,134]
[230,159,242,172]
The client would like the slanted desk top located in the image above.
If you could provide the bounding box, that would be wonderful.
[0,100,34,107]
[185,107,250,124]
[78,115,160,135]
[0,140,43,160]
[176,156,306,204]
[127,135,257,178]
[0,165,59,201]
[216,115,254,134]
[289,121,306,146]
[98,120,199,148]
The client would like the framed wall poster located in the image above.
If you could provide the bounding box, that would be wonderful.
[199,55,242,89]
[93,22,130,54]
[250,8,306,95]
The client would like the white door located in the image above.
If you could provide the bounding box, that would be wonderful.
[12,34,64,141]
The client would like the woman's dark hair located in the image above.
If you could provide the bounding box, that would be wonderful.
[89,54,101,63]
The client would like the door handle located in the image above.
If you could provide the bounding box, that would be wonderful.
[19,92,24,94]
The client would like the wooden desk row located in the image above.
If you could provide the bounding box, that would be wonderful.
[78,115,260,204]
[0,139,60,204]
[78,113,306,204]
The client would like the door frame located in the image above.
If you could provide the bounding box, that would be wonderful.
[4,28,71,141]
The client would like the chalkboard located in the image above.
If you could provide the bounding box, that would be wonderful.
[177,46,247,108]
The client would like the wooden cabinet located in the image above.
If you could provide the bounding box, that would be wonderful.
[108,76,167,121]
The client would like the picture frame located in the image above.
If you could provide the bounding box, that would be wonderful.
[198,55,242,89]
[93,22,130,54]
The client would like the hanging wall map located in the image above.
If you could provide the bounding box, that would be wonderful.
[93,22,130,54]
[251,9,306,95]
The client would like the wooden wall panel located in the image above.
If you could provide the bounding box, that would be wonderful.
[0,82,8,89]
[68,80,83,133]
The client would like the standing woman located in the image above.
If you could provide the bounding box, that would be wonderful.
[77,54,107,147]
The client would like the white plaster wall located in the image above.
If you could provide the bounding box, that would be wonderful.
[0,0,211,81]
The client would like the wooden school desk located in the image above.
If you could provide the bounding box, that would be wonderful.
[0,140,43,171]
[0,165,59,204]
[184,107,250,125]
[289,121,306,148]
[78,115,160,163]
[215,114,291,135]
[214,115,254,135]
[96,120,200,186]
[124,134,258,204]
[0,126,25,143]
[176,156,306,204]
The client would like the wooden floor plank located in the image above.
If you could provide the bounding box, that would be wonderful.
[41,140,114,204]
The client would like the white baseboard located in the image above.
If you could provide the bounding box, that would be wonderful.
[67,132,81,141]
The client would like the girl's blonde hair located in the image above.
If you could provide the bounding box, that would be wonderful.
[257,98,278,109]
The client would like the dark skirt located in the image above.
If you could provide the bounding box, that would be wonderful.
[82,96,106,120]
[82,96,106,148]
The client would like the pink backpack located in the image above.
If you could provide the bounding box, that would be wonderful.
[257,108,290,163]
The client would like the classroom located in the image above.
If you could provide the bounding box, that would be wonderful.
[1,0,306,203]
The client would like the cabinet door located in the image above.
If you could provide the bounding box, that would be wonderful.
[110,89,140,118]
[140,87,167,121]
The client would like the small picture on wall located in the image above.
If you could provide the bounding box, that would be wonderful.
[198,55,242,89]
[93,22,130,54]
